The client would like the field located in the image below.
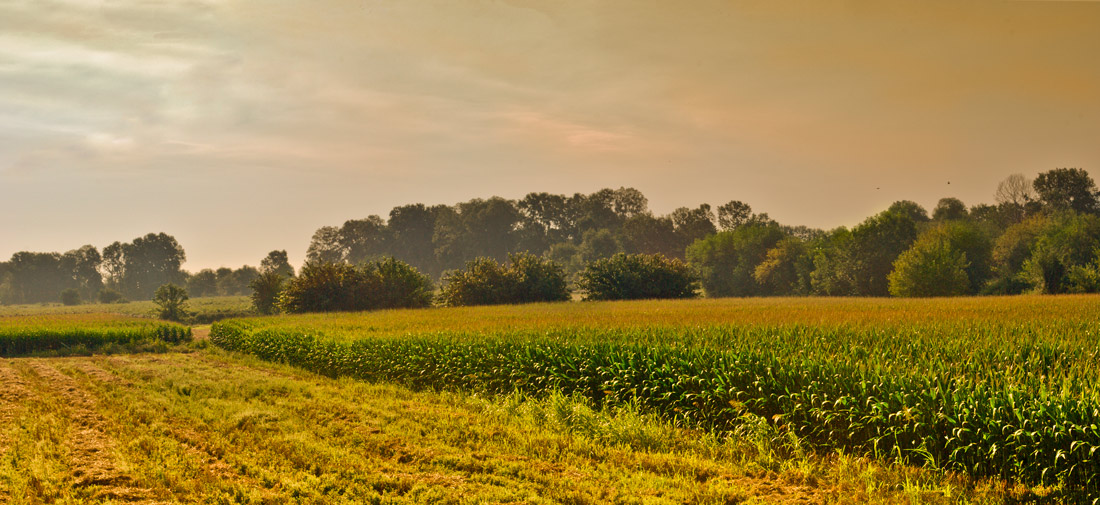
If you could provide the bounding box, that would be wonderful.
[0,349,1012,505]
[211,296,1100,501]
[0,314,191,356]
[0,296,254,324]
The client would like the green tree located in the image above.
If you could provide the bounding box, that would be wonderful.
[152,283,190,321]
[686,224,786,297]
[1019,212,1100,293]
[249,271,286,314]
[847,209,920,296]
[1033,168,1098,214]
[260,250,295,277]
[753,237,812,295]
[119,233,187,300]
[932,198,968,221]
[59,288,81,306]
[887,237,970,297]
[576,253,697,301]
[187,269,218,297]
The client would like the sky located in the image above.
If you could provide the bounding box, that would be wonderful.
[1,0,1099,271]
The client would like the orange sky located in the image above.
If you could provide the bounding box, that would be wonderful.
[1,0,1098,269]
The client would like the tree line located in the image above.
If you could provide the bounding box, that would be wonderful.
[2,167,1097,306]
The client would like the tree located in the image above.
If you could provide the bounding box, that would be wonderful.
[1019,212,1100,293]
[897,221,992,295]
[249,271,285,315]
[620,213,680,257]
[1033,168,1099,214]
[306,226,345,264]
[60,288,81,306]
[932,198,968,221]
[62,245,102,302]
[686,224,786,297]
[187,269,218,297]
[717,201,753,231]
[278,258,433,313]
[152,283,190,321]
[340,216,389,264]
[887,237,969,297]
[389,203,444,277]
[671,204,717,256]
[753,238,812,295]
[988,215,1049,294]
[995,173,1037,224]
[809,228,855,296]
[576,253,697,301]
[886,200,930,224]
[260,250,295,277]
[847,209,920,296]
[118,233,187,300]
[579,229,621,263]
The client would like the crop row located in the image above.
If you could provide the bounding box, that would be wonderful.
[211,319,1099,500]
[0,316,191,356]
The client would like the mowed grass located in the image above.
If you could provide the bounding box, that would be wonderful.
[212,296,1100,500]
[0,350,1016,504]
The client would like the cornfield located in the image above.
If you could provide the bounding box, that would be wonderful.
[210,296,1100,499]
[0,314,192,356]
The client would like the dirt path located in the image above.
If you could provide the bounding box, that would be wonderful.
[22,360,159,503]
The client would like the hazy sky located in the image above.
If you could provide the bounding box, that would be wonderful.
[2,0,1099,270]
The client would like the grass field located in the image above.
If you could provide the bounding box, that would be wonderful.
[212,296,1100,501]
[0,349,1021,504]
[0,296,255,324]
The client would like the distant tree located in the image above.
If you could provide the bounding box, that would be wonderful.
[1019,212,1100,293]
[260,250,295,277]
[340,216,389,264]
[306,226,345,264]
[671,204,717,256]
[899,221,992,295]
[7,252,66,304]
[686,224,786,297]
[887,236,970,298]
[620,213,680,257]
[577,253,697,301]
[847,208,920,296]
[717,201,753,231]
[101,242,125,291]
[579,229,622,263]
[97,288,125,304]
[987,215,1049,294]
[886,200,930,223]
[118,233,187,300]
[187,269,218,297]
[995,173,1037,224]
[753,237,812,295]
[389,203,444,276]
[809,228,855,296]
[62,245,102,302]
[60,288,81,306]
[610,187,649,219]
[932,198,968,221]
[152,283,190,322]
[1033,168,1099,214]
[545,242,583,277]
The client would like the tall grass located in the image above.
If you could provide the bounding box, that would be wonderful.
[0,314,191,356]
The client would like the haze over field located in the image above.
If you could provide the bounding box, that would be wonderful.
[1,0,1098,270]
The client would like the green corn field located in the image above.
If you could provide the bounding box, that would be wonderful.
[211,296,1100,501]
[0,314,192,356]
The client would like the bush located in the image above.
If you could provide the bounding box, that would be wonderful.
[576,253,697,301]
[60,288,81,306]
[887,237,970,297]
[97,288,125,304]
[249,271,287,315]
[278,258,434,314]
[152,284,190,321]
[439,253,570,307]
[685,224,785,297]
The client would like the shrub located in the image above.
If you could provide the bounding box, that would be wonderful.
[60,288,81,306]
[439,253,570,307]
[576,253,697,301]
[97,288,125,304]
[278,258,434,314]
[249,271,287,315]
[152,284,190,321]
[887,237,970,297]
